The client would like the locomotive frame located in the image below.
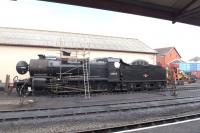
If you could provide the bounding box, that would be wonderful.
[14,55,167,96]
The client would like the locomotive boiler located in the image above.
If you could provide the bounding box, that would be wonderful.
[14,54,166,95]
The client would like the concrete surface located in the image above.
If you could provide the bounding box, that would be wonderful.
[123,118,200,133]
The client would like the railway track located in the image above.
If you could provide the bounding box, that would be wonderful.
[76,112,200,133]
[1,95,200,113]
[1,96,200,122]
[161,86,200,91]
[49,86,200,98]
[53,86,200,106]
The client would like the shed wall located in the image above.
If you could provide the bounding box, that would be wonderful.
[0,45,156,82]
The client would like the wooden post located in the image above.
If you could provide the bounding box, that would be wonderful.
[4,74,13,95]
[5,75,10,91]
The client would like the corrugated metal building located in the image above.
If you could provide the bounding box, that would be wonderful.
[0,27,157,82]
[178,63,200,79]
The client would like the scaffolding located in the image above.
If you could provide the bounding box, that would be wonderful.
[71,44,91,99]
[82,47,90,99]
[49,43,91,98]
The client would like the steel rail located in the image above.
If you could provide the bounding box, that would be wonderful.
[1,94,200,113]
[1,97,200,122]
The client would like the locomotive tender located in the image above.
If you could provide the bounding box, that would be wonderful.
[14,54,166,95]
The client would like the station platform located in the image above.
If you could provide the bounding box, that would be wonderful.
[122,117,200,133]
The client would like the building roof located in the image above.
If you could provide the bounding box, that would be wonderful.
[155,47,181,58]
[189,56,200,62]
[42,0,200,26]
[0,27,157,54]
[155,47,174,56]
[170,59,185,64]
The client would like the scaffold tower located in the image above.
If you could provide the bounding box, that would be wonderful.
[82,46,90,99]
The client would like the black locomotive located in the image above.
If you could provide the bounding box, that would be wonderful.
[14,54,166,95]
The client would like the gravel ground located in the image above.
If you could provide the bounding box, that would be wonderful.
[0,82,200,132]
[1,97,200,120]
[1,102,200,133]
[1,87,200,111]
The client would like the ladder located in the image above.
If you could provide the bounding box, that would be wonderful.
[83,58,90,99]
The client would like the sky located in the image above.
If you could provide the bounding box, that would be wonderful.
[0,0,200,61]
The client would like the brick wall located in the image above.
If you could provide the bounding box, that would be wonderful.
[156,48,181,67]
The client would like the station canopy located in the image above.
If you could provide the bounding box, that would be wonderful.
[43,0,200,26]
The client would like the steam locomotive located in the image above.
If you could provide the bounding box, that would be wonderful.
[14,54,166,95]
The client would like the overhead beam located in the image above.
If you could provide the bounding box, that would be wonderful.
[173,5,200,23]
[44,0,174,20]
[173,0,198,23]
[42,0,200,26]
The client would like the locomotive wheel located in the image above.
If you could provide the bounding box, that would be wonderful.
[16,85,28,96]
